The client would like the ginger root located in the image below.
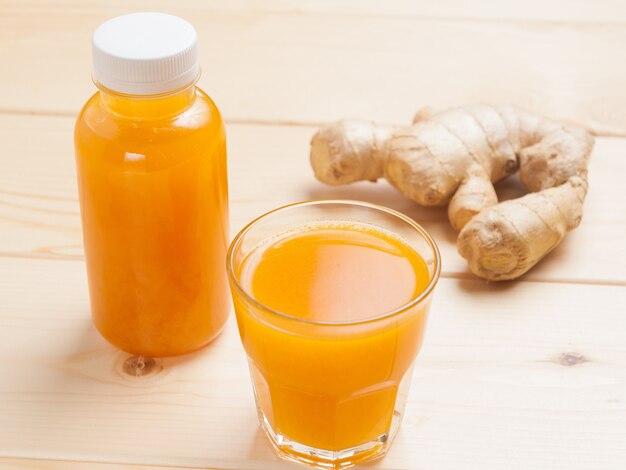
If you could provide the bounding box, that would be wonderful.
[310,105,594,281]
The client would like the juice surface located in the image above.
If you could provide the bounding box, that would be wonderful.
[234,223,432,452]
[241,224,430,322]
[75,86,229,357]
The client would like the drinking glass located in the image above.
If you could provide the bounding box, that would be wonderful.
[227,200,441,469]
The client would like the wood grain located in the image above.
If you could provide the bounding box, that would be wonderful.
[0,256,624,470]
[1,2,626,134]
[0,113,624,284]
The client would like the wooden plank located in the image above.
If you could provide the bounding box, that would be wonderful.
[0,113,624,284]
[1,3,626,134]
[0,256,624,469]
[0,457,202,469]
[199,0,626,23]
[6,0,626,24]
[245,0,626,23]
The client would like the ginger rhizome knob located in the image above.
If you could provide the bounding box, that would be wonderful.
[310,105,594,281]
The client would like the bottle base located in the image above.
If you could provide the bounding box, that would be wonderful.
[93,314,230,358]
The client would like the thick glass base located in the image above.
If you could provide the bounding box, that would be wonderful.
[251,363,414,469]
[258,408,402,469]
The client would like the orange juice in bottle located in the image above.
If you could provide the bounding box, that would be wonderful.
[74,13,229,357]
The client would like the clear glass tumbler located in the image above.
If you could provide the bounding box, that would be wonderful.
[227,200,440,469]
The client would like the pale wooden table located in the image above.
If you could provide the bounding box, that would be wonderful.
[1,1,625,469]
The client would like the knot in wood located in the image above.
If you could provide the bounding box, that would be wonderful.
[122,355,162,377]
[559,352,586,367]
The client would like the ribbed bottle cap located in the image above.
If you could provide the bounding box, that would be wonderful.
[92,12,199,95]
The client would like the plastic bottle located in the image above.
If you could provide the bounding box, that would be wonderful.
[74,12,229,357]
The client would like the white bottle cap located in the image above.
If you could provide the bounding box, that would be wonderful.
[92,12,200,95]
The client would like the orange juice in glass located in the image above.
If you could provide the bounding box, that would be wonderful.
[227,200,440,468]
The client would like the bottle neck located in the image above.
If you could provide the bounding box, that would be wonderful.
[98,83,196,119]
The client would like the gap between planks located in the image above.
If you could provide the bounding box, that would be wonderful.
[0,109,326,130]
[0,252,624,288]
[0,108,622,138]
[0,456,210,470]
